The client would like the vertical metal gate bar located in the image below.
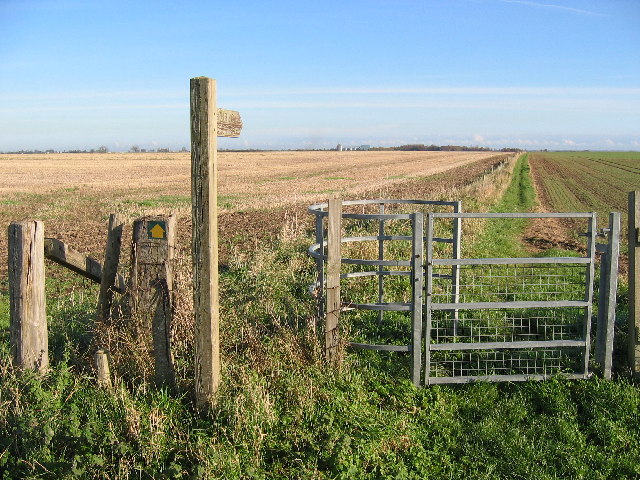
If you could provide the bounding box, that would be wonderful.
[451,201,462,337]
[602,212,621,379]
[315,213,325,320]
[629,191,640,376]
[424,213,434,386]
[411,212,424,386]
[596,246,609,370]
[583,213,597,376]
[378,203,385,325]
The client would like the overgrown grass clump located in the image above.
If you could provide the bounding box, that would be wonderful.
[1,154,639,478]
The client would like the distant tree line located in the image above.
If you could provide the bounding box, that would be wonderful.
[369,144,522,152]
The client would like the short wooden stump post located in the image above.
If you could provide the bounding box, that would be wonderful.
[8,220,48,372]
[130,215,176,388]
[94,349,112,388]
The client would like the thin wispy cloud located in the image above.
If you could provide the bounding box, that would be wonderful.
[498,0,605,17]
[229,86,639,97]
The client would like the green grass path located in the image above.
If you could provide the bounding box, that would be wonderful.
[471,153,536,258]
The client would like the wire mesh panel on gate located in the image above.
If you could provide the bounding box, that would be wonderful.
[424,212,597,385]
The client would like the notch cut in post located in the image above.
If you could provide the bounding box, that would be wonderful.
[8,220,48,372]
[325,198,342,364]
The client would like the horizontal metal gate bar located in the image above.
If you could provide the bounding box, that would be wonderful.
[429,339,586,351]
[427,373,589,385]
[432,257,592,266]
[431,300,591,310]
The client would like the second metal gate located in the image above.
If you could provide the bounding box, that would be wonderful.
[309,202,621,386]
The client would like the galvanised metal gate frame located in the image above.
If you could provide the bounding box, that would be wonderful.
[424,212,620,385]
[308,199,461,385]
[309,201,621,386]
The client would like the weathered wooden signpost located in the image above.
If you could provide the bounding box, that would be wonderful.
[130,215,177,388]
[190,77,242,408]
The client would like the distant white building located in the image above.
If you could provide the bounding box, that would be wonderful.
[337,144,343,151]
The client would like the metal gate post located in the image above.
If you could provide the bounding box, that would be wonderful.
[423,213,434,386]
[410,212,424,386]
[583,213,597,376]
[596,212,621,379]
[628,191,640,376]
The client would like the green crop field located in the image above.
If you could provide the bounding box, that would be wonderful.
[529,151,640,237]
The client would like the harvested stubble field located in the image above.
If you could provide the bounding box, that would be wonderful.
[0,150,505,272]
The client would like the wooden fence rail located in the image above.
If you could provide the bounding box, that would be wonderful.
[44,237,126,293]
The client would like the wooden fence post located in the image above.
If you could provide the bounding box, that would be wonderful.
[629,191,640,377]
[8,221,48,372]
[191,76,220,407]
[94,349,112,388]
[325,198,342,364]
[130,215,176,388]
[96,214,124,323]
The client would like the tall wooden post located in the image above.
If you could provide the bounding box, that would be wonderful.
[325,198,342,364]
[190,76,242,406]
[96,214,124,323]
[8,220,48,372]
[629,191,640,376]
[130,215,176,388]
[191,76,220,407]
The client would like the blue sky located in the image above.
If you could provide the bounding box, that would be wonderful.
[1,0,639,151]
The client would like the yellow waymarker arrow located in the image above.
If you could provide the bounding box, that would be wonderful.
[150,223,166,239]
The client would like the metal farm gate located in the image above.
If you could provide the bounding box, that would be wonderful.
[309,200,621,386]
